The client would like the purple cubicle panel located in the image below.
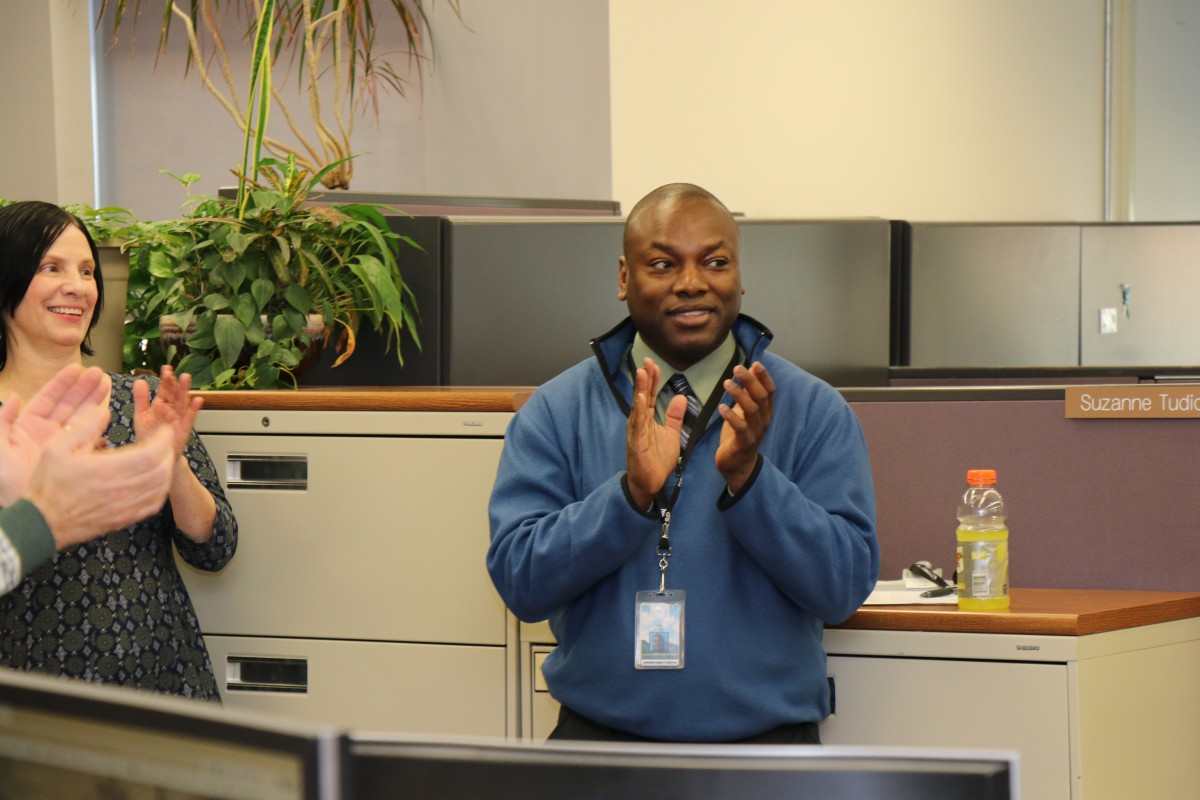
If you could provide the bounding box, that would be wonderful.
[847,389,1200,592]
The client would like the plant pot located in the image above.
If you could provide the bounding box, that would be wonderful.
[84,243,130,374]
[159,313,328,380]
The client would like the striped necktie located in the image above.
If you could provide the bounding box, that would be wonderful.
[666,373,703,448]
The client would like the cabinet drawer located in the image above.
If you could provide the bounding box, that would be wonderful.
[205,635,508,737]
[822,654,1069,800]
[182,434,507,644]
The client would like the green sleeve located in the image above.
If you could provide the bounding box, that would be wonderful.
[1,499,56,576]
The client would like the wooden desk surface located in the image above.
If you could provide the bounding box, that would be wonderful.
[832,588,1200,636]
[195,387,536,413]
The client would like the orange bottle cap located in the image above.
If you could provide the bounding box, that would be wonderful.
[966,469,996,485]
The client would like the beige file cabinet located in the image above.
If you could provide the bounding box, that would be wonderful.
[520,589,1200,800]
[519,620,560,741]
[183,393,521,737]
[822,590,1200,800]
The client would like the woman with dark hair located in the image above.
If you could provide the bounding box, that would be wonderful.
[0,200,237,700]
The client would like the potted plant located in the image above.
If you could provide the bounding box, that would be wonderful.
[123,156,421,389]
[119,0,421,390]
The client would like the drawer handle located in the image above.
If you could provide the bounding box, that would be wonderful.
[226,454,307,490]
[226,656,308,693]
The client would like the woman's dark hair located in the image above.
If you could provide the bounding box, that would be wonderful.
[0,200,106,369]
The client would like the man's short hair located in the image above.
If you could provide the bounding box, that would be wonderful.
[623,183,732,254]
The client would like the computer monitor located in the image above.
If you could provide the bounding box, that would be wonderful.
[346,734,1019,800]
[0,668,344,800]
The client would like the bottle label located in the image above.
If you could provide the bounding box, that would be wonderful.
[955,532,1009,600]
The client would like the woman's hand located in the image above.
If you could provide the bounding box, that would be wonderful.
[132,366,215,543]
[133,365,203,456]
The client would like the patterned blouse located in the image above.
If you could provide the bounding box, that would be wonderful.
[0,373,238,700]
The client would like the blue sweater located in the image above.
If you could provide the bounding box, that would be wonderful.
[487,316,878,741]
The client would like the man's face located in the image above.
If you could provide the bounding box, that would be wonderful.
[618,196,743,371]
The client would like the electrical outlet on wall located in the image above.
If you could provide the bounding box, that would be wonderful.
[1100,307,1119,334]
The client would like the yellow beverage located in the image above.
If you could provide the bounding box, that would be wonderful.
[956,526,1009,610]
[957,594,1010,611]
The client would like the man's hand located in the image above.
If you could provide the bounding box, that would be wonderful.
[626,358,687,509]
[716,361,775,495]
[0,365,110,506]
[27,413,176,550]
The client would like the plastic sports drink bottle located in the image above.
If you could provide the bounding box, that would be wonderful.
[955,469,1009,610]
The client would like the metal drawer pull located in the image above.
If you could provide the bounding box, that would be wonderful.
[226,656,308,693]
[226,454,308,490]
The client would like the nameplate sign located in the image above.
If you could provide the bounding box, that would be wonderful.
[1065,386,1200,418]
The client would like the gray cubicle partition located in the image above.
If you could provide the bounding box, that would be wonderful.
[902,221,1200,372]
[299,215,443,387]
[300,216,893,388]
[437,218,623,387]
[1080,224,1200,367]
[905,223,1082,368]
[285,192,618,388]
[738,219,892,388]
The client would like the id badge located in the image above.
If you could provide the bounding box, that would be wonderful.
[634,590,685,669]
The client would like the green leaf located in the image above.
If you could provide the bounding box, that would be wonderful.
[250,278,275,311]
[396,234,424,253]
[276,347,300,368]
[171,307,198,337]
[187,313,216,349]
[296,247,332,295]
[208,260,228,289]
[282,308,305,336]
[158,169,202,189]
[282,283,313,314]
[226,230,250,255]
[141,291,167,320]
[270,313,292,340]
[401,305,422,350]
[214,315,247,370]
[254,362,280,387]
[177,354,213,389]
[204,294,233,311]
[225,259,247,292]
[244,315,266,347]
[211,367,237,388]
[237,0,276,218]
[147,250,177,279]
[305,155,355,195]
[349,255,403,316]
[271,234,291,267]
[232,293,257,329]
[253,190,283,212]
[268,246,291,286]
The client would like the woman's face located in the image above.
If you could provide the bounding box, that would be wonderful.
[6,224,98,359]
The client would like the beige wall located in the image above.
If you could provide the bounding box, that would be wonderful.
[1126,0,1200,220]
[609,0,1108,221]
[8,2,1200,223]
[0,3,55,201]
[0,2,93,204]
[49,1,95,205]
[92,1,612,219]
[423,0,612,200]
